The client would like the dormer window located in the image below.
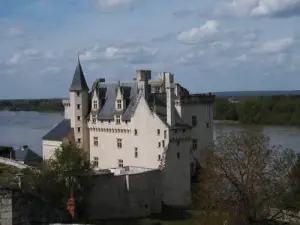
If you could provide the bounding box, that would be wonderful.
[93,100,98,109]
[117,100,122,109]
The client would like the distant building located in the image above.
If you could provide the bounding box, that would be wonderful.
[42,58,215,207]
[14,145,42,167]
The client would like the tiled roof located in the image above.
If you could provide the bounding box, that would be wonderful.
[42,119,72,141]
[69,59,89,92]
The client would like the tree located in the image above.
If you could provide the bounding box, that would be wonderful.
[21,143,94,222]
[193,132,296,225]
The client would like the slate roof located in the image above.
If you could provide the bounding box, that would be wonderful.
[90,83,191,128]
[69,59,89,92]
[42,119,72,141]
[14,146,42,165]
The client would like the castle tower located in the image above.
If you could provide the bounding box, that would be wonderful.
[69,57,90,153]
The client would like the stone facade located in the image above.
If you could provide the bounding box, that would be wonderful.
[42,60,215,208]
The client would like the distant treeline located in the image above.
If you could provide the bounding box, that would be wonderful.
[213,95,300,126]
[0,99,64,112]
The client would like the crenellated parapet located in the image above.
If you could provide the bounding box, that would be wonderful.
[176,93,215,105]
[62,99,70,107]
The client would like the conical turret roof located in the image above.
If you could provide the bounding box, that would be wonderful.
[69,57,89,92]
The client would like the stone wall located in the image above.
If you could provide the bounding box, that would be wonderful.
[0,189,12,225]
[86,169,162,220]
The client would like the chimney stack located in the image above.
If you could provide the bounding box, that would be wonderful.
[136,70,151,99]
[164,72,175,126]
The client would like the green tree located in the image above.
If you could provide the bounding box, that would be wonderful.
[21,143,94,220]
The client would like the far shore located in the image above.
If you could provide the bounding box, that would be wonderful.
[213,120,240,124]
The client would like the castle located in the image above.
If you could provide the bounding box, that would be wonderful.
[42,58,215,208]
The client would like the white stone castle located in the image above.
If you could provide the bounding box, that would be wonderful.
[42,58,215,208]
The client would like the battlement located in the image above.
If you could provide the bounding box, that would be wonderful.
[178,93,215,105]
[62,99,70,107]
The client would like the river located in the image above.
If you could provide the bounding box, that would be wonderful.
[0,111,300,156]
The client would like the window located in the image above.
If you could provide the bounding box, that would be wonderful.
[155,87,160,92]
[158,154,161,161]
[164,130,167,139]
[192,116,197,127]
[77,138,81,143]
[77,116,81,121]
[108,120,111,123]
[92,115,96,124]
[77,104,81,110]
[177,140,180,146]
[93,157,99,167]
[158,142,161,148]
[183,129,186,132]
[117,100,122,109]
[117,138,122,148]
[93,100,97,109]
[134,148,138,158]
[76,92,80,97]
[118,159,123,167]
[77,127,80,133]
[177,152,180,159]
[134,129,138,136]
[192,139,198,150]
[162,140,165,148]
[116,115,121,124]
[206,122,210,128]
[93,137,98,146]
[157,129,160,135]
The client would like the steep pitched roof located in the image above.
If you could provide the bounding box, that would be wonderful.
[89,82,190,128]
[42,119,72,141]
[69,58,89,92]
[14,147,42,165]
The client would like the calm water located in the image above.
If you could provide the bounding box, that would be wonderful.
[0,111,300,156]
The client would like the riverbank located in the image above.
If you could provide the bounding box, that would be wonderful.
[213,120,240,124]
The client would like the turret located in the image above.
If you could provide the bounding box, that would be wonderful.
[164,72,175,126]
[69,57,90,152]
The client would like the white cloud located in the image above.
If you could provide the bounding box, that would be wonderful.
[214,0,300,18]
[23,48,40,56]
[80,45,158,62]
[96,0,135,10]
[5,53,22,65]
[254,38,295,54]
[177,20,220,44]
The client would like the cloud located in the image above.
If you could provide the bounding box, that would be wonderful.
[5,53,22,66]
[6,28,23,37]
[177,20,220,44]
[96,0,136,11]
[214,0,300,18]
[253,38,295,54]
[80,44,158,64]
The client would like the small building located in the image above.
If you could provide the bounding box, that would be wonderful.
[14,145,42,167]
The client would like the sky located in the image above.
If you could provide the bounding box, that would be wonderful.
[0,0,300,99]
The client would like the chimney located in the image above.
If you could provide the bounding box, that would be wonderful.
[136,70,151,99]
[164,72,175,126]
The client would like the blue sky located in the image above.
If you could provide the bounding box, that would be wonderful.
[0,0,300,99]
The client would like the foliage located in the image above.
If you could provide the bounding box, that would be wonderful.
[0,99,63,112]
[21,143,94,220]
[213,96,300,125]
[0,146,14,158]
[192,132,296,224]
[0,163,20,188]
